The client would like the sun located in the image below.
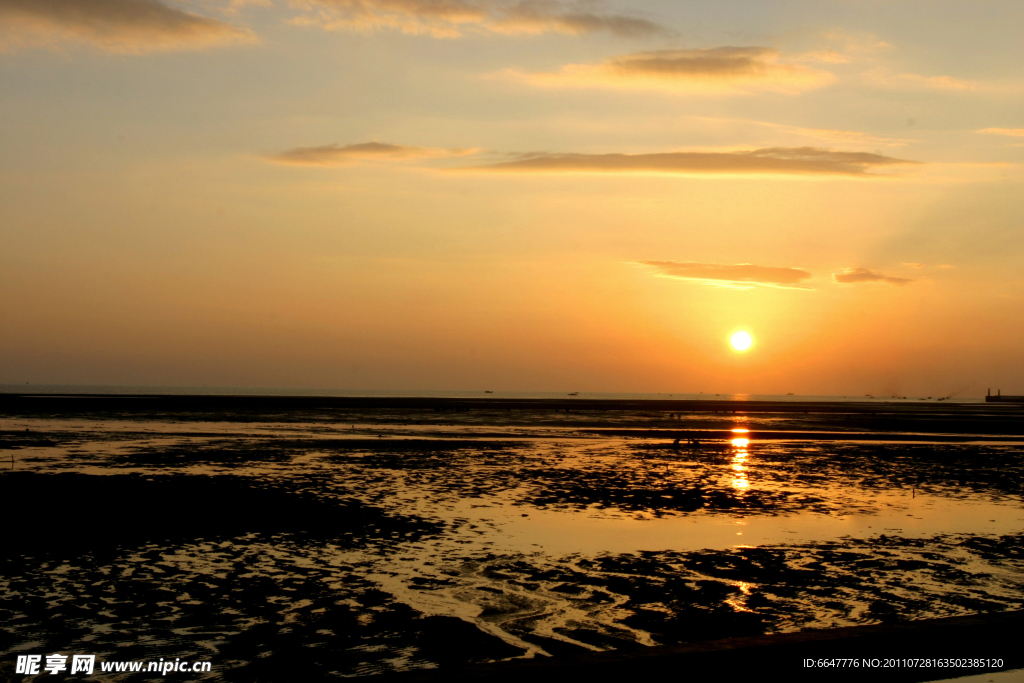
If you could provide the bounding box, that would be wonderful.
[730,330,754,352]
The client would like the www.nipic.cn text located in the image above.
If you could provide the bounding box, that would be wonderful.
[15,654,213,676]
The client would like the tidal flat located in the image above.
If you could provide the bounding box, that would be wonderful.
[2,395,1023,680]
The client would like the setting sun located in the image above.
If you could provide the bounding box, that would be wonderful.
[730,331,754,352]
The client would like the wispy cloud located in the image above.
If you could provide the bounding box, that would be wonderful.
[818,29,892,57]
[695,117,912,147]
[863,68,979,92]
[504,47,835,94]
[833,267,913,286]
[977,128,1024,138]
[0,0,255,53]
[793,49,850,64]
[638,261,814,290]
[289,0,665,38]
[462,147,916,177]
[265,141,481,166]
[227,0,273,11]
[759,124,910,147]
[901,262,953,270]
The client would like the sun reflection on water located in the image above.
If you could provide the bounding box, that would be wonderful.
[731,436,750,490]
[725,581,759,613]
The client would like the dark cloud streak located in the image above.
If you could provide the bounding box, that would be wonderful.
[610,47,793,76]
[511,46,835,92]
[0,0,253,52]
[466,147,916,176]
[833,268,913,285]
[296,0,665,38]
[265,141,480,165]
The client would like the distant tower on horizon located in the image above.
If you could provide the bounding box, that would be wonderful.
[986,388,1024,403]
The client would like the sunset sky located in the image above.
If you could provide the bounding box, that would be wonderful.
[1,0,1022,396]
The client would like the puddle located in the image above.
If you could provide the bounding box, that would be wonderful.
[445,495,1024,556]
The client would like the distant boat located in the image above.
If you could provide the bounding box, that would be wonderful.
[567,392,579,396]
[786,392,794,396]
[484,390,493,393]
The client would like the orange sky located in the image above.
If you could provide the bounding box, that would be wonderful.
[1,0,1022,396]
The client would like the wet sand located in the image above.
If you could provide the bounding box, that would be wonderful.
[2,394,1023,680]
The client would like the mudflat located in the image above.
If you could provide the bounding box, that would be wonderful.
[2,394,1023,681]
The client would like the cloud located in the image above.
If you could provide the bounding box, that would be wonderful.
[977,128,1024,137]
[462,146,917,177]
[794,49,849,64]
[696,117,912,147]
[638,261,814,290]
[0,0,255,53]
[228,0,273,10]
[763,125,910,147]
[289,0,665,38]
[833,268,913,286]
[818,29,892,56]
[265,141,481,166]
[505,47,835,94]
[863,68,979,92]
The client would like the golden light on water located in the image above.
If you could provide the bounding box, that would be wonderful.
[725,581,758,613]
[731,437,750,490]
[730,331,754,352]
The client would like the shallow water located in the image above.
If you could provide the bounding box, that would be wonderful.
[2,404,1024,680]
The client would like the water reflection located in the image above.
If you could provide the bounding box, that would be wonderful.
[725,580,758,613]
[731,436,750,490]
[4,411,1024,676]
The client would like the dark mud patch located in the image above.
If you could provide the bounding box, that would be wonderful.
[121,438,302,466]
[0,430,63,449]
[317,439,1024,517]
[2,472,443,555]
[518,462,827,514]
[426,532,1024,654]
[115,438,520,469]
[323,443,821,514]
[317,439,520,451]
[0,535,525,681]
[751,443,1024,500]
